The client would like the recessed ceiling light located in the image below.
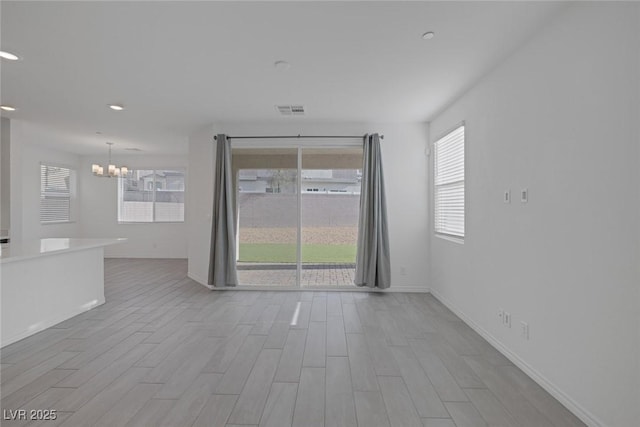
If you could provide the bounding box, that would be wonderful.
[274,60,291,71]
[108,104,124,111]
[0,50,19,61]
[0,105,17,111]
[422,31,435,40]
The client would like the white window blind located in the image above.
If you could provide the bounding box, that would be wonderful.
[40,164,72,223]
[434,125,465,238]
[118,169,185,223]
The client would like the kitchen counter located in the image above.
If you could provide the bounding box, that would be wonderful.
[0,238,126,263]
[1,238,125,347]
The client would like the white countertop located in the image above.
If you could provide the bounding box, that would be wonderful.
[0,238,126,264]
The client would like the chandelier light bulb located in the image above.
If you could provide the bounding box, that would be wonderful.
[92,142,126,178]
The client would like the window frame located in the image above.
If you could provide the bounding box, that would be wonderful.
[117,167,186,224]
[433,123,465,242]
[40,162,76,225]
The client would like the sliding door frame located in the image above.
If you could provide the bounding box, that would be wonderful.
[232,139,363,287]
[296,147,302,285]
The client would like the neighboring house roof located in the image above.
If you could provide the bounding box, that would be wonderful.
[139,172,166,179]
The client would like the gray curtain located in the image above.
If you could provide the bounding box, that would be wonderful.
[355,133,391,289]
[208,134,238,287]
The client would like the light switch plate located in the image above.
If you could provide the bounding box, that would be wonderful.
[521,189,528,203]
[504,190,511,204]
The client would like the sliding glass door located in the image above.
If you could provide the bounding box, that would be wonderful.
[300,148,362,287]
[233,144,362,287]
[234,148,298,286]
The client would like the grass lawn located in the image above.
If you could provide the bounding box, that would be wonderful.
[239,243,356,263]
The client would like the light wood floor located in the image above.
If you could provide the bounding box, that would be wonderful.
[0,258,585,427]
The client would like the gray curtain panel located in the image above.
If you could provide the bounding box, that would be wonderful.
[355,133,391,289]
[208,134,238,287]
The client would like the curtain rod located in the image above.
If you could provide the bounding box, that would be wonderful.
[213,134,383,140]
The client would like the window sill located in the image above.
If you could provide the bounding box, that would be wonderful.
[435,233,464,245]
[41,221,75,225]
[117,221,185,225]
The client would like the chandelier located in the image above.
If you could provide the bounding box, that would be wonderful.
[92,142,128,177]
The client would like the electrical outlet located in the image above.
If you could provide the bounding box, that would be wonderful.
[521,321,529,340]
[504,190,511,204]
[521,188,528,203]
[504,312,511,328]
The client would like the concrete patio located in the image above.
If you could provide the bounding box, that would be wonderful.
[237,263,355,287]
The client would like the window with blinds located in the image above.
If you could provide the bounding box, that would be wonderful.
[40,164,73,223]
[434,125,465,239]
[118,169,185,223]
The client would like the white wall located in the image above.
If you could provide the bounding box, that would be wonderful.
[187,124,215,284]
[8,120,22,242]
[9,120,83,241]
[429,4,639,427]
[80,154,188,258]
[1,117,10,236]
[187,122,430,291]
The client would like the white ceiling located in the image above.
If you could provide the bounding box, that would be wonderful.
[1,1,564,155]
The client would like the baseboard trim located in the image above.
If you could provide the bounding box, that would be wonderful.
[429,289,606,427]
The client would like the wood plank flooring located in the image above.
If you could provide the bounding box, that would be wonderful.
[0,258,586,427]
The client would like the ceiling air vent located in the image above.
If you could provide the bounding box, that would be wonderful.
[276,105,305,116]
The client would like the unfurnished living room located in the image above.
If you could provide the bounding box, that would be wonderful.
[0,1,638,427]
